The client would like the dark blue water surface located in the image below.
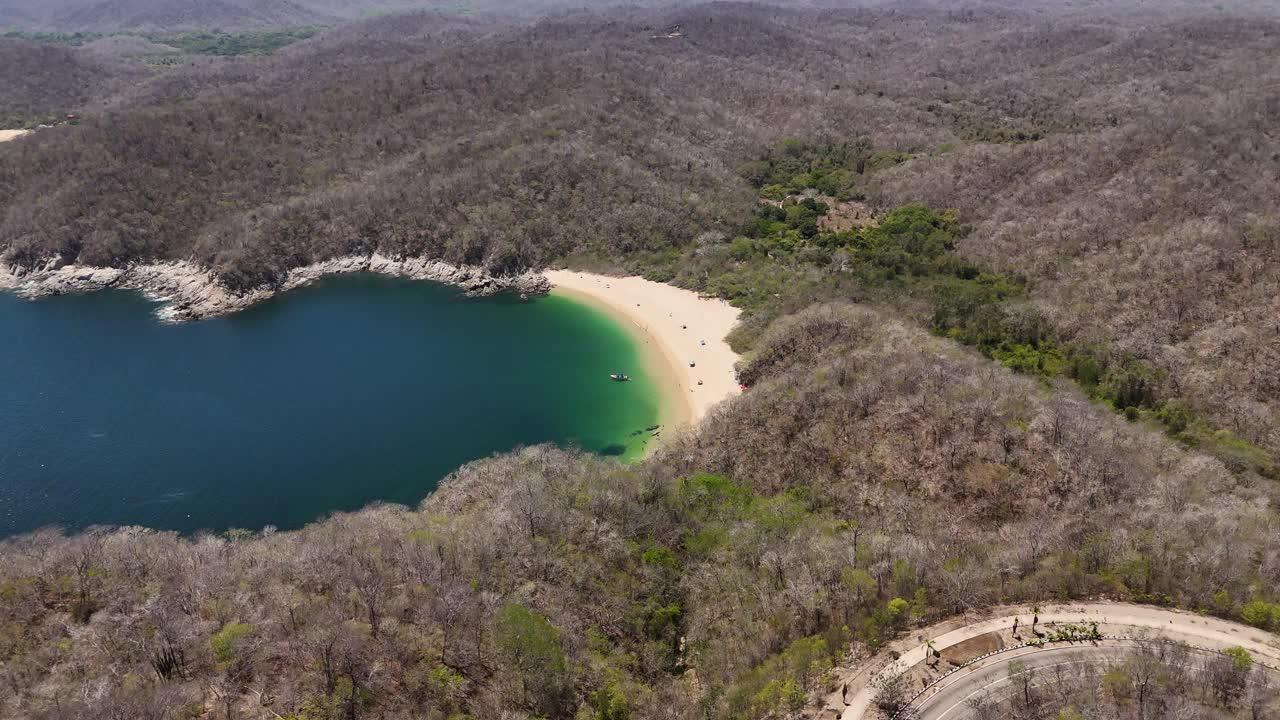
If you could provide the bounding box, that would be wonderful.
[0,274,662,536]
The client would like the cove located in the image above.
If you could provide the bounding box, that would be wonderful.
[0,274,665,537]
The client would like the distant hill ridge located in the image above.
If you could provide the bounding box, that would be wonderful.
[57,0,328,31]
[0,0,460,31]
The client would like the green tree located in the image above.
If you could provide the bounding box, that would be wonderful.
[1209,646,1253,706]
[495,603,567,716]
[784,202,821,238]
[1224,646,1253,670]
[886,597,910,628]
[840,567,876,609]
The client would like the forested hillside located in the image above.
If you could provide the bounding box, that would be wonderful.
[963,640,1275,719]
[4,1,1280,718]
[1,0,319,31]
[0,0,589,32]
[0,37,132,127]
[3,306,1276,719]
[6,0,1279,454]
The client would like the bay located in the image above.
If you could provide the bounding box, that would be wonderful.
[0,274,663,536]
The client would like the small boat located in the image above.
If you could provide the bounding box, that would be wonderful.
[610,373,630,382]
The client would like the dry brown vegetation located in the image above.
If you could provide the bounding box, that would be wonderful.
[0,0,569,32]
[866,14,1280,458]
[0,37,129,127]
[964,642,1278,720]
[2,306,1277,719]
[4,2,1280,718]
[4,2,1280,454]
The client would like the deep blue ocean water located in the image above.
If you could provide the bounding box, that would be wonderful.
[0,274,662,536]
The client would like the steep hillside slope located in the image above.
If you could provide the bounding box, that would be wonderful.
[0,0,591,31]
[865,14,1280,454]
[4,4,1280,718]
[6,3,1280,454]
[0,37,128,127]
[56,0,330,31]
[1,305,1274,719]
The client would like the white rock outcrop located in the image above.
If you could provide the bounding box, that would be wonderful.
[1,255,551,322]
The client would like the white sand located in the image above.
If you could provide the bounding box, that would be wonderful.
[0,130,31,143]
[545,270,742,428]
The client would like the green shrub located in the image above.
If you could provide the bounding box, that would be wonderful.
[1241,600,1276,629]
[748,489,811,533]
[684,525,726,555]
[725,635,836,719]
[1225,646,1253,671]
[676,473,752,518]
[1102,361,1162,410]
[405,663,469,710]
[645,604,682,641]
[886,597,910,625]
[210,622,256,663]
[1156,400,1192,435]
[841,568,876,605]
[589,679,631,720]
[991,342,1065,375]
[1068,352,1104,386]
[641,544,679,569]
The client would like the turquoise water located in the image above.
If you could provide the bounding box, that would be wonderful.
[0,274,663,537]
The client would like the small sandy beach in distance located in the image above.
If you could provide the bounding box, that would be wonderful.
[0,130,31,143]
[545,270,742,430]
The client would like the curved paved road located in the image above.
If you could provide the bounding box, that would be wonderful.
[831,602,1280,720]
[912,640,1217,720]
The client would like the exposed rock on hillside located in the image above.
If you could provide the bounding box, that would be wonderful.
[1,254,550,321]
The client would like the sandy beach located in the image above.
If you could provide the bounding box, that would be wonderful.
[0,130,31,143]
[545,270,742,430]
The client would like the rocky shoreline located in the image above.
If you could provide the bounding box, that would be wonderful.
[0,254,551,322]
